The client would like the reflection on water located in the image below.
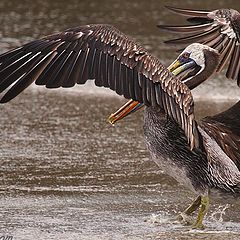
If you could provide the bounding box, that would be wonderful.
[0,0,240,239]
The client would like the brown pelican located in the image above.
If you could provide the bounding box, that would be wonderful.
[111,6,240,122]
[158,6,240,84]
[0,24,239,229]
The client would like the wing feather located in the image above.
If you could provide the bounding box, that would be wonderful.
[200,101,240,170]
[165,6,210,17]
[159,6,240,83]
[0,24,199,149]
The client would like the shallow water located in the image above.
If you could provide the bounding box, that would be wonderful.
[0,91,240,240]
[0,0,240,239]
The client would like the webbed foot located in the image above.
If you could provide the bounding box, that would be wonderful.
[192,222,205,230]
[176,212,194,225]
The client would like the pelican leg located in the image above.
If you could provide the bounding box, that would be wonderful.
[192,195,209,229]
[176,195,201,225]
[183,195,201,215]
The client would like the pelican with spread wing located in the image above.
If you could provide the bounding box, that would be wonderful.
[0,24,239,229]
[158,6,240,84]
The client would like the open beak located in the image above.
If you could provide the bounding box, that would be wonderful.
[167,59,182,72]
[108,57,199,124]
[168,58,201,84]
[168,58,197,77]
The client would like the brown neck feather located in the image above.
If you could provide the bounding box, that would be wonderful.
[187,49,220,90]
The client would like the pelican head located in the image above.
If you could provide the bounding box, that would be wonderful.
[206,9,240,41]
[168,43,220,89]
[207,9,240,25]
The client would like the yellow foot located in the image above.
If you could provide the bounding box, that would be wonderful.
[175,195,201,226]
[192,222,205,230]
[176,213,194,226]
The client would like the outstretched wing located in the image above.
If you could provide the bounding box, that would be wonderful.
[0,24,199,149]
[158,6,240,84]
[200,101,240,170]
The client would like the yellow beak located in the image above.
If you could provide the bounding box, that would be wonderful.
[167,59,181,72]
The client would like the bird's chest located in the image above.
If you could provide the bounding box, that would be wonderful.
[143,107,183,158]
[143,107,198,191]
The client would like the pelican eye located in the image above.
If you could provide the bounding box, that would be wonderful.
[179,52,190,62]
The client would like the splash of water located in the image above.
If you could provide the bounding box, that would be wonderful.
[209,204,230,222]
[145,213,171,224]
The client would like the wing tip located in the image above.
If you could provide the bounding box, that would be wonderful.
[164,5,179,11]
[164,5,210,17]
[157,24,172,31]
[0,95,11,104]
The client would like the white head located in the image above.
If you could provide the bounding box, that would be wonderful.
[183,43,218,68]
[168,43,220,89]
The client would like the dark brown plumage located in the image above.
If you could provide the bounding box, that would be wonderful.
[0,21,239,229]
[200,101,240,169]
[0,24,198,149]
[158,6,240,84]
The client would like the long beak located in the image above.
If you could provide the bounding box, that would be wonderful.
[167,59,181,72]
[108,99,143,124]
[167,59,196,75]
[108,58,197,124]
[172,60,196,76]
